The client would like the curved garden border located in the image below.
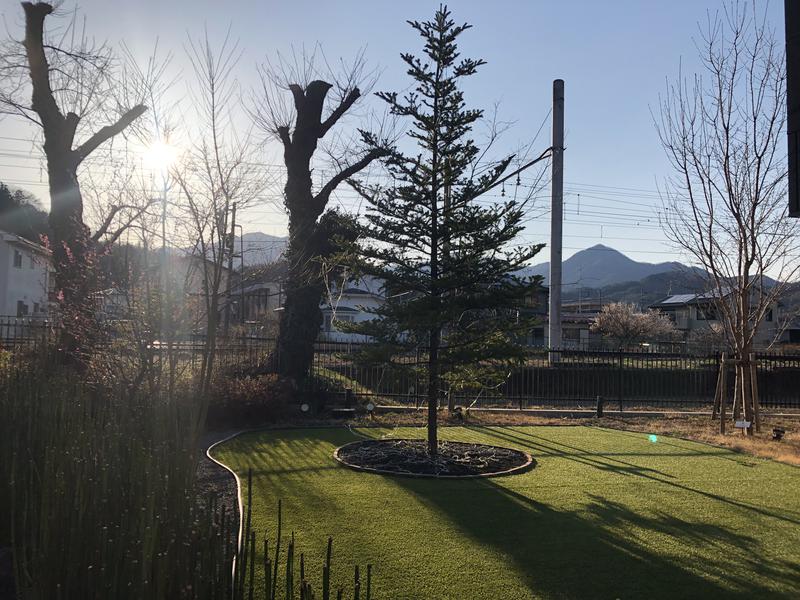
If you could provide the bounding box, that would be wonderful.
[333,438,535,479]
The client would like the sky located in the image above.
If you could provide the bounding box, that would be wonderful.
[0,0,789,273]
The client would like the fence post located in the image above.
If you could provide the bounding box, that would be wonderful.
[617,349,624,412]
[596,395,604,417]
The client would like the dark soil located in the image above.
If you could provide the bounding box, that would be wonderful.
[334,439,534,478]
[195,432,239,542]
[0,547,14,600]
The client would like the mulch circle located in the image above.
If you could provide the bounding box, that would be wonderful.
[334,438,535,479]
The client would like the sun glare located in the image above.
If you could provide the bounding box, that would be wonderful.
[143,140,178,171]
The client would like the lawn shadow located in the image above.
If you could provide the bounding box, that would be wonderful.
[390,472,798,599]
[220,427,800,599]
[477,426,800,526]
[381,427,800,599]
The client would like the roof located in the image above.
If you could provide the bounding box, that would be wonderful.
[0,229,51,257]
[650,292,718,308]
[343,287,383,296]
[321,306,358,313]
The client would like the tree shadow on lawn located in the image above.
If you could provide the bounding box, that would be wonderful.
[374,426,800,599]
[221,428,800,598]
[592,426,764,467]
[477,426,800,526]
[390,473,775,599]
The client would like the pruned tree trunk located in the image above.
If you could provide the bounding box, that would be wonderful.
[46,161,96,353]
[20,2,146,357]
[266,79,384,380]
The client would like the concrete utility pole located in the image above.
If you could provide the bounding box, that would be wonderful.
[223,202,237,336]
[787,0,799,216]
[549,79,565,360]
[236,224,245,324]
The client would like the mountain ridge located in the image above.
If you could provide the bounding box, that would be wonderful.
[521,244,689,289]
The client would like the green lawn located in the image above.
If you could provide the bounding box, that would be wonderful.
[212,426,800,599]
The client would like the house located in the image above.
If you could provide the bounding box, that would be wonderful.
[236,281,284,322]
[0,229,52,317]
[519,287,603,349]
[94,250,233,336]
[319,277,385,343]
[228,261,288,325]
[650,292,783,347]
[94,287,130,323]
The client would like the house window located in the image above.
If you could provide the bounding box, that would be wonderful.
[13,250,22,268]
[29,254,35,269]
[766,309,773,322]
[33,302,40,314]
[696,304,717,320]
[16,301,28,317]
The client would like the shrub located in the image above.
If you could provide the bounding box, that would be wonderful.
[208,373,295,427]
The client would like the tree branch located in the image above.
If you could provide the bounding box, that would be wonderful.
[73,104,147,165]
[319,88,360,137]
[313,149,386,211]
[288,83,305,111]
[98,203,157,248]
[91,196,160,244]
[276,125,292,148]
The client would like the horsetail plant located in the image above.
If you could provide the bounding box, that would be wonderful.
[2,350,377,599]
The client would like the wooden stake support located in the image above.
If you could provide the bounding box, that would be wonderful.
[712,352,762,436]
[711,360,723,419]
[719,353,727,435]
[749,353,762,434]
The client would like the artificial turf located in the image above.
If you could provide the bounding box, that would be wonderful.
[212,426,800,599]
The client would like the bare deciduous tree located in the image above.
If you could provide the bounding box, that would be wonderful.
[1,2,150,355]
[656,1,799,433]
[173,32,266,394]
[252,48,388,380]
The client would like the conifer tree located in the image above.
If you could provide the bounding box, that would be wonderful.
[347,7,543,455]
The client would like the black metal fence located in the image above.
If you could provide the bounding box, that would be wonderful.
[309,342,800,410]
[0,316,59,346]
[1,320,798,409]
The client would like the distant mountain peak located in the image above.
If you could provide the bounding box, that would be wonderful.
[234,231,288,267]
[520,244,687,289]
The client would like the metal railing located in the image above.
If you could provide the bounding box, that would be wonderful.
[308,343,800,410]
[2,323,798,409]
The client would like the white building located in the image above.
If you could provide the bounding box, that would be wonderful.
[650,292,783,348]
[319,277,385,343]
[0,230,52,317]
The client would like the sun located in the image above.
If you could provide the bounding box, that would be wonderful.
[143,139,179,171]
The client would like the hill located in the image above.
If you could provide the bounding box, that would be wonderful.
[236,232,287,267]
[562,269,708,308]
[522,244,687,289]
